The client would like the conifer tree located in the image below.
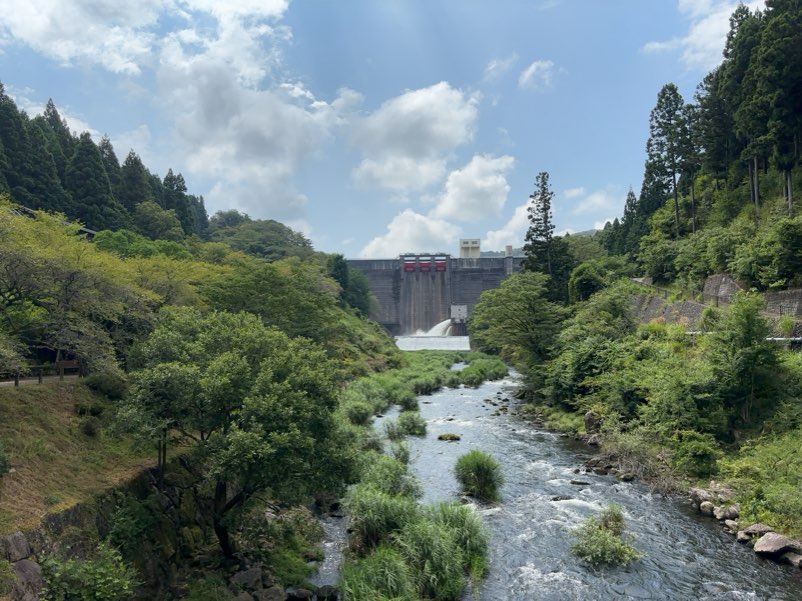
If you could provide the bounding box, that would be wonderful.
[98,135,122,200]
[25,121,73,214]
[65,132,129,231]
[42,99,75,182]
[118,150,153,212]
[523,171,555,276]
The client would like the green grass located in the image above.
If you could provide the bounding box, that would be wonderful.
[453,450,504,503]
[0,382,154,535]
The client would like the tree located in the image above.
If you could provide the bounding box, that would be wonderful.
[469,271,566,371]
[65,133,129,231]
[125,308,349,556]
[646,83,690,238]
[706,292,778,430]
[162,169,194,235]
[98,135,122,200]
[117,150,153,212]
[23,120,73,214]
[42,99,75,182]
[523,172,555,275]
[132,200,185,241]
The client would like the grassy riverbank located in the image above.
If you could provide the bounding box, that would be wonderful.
[0,381,153,535]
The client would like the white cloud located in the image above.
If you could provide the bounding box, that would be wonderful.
[570,186,622,216]
[483,53,518,81]
[353,157,447,191]
[563,186,586,199]
[0,0,166,74]
[431,154,515,222]
[593,218,615,230]
[482,202,530,250]
[518,59,555,89]
[359,209,462,258]
[350,82,479,192]
[642,0,765,71]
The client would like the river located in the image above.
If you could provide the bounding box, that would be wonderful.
[404,371,802,600]
[313,364,802,600]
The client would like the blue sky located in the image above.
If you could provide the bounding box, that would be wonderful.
[0,0,763,257]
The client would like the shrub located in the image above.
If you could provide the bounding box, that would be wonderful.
[427,502,489,581]
[182,575,236,601]
[393,519,465,601]
[459,358,508,387]
[0,559,16,596]
[571,505,640,567]
[671,430,720,478]
[345,485,419,550]
[360,455,422,499]
[80,416,102,437]
[397,411,427,437]
[389,441,412,465]
[82,372,128,400]
[344,400,375,426]
[41,543,138,601]
[454,450,504,503]
[340,545,417,601]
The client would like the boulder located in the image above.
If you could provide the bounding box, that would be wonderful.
[780,552,802,568]
[584,411,601,434]
[743,523,774,536]
[724,519,739,532]
[253,588,286,601]
[236,594,255,601]
[699,501,715,517]
[285,587,313,600]
[619,473,635,482]
[550,495,573,502]
[753,532,802,556]
[317,584,339,600]
[736,531,751,544]
[713,504,740,521]
[587,434,601,446]
[689,488,714,508]
[11,559,43,601]
[1,532,31,562]
[230,567,264,591]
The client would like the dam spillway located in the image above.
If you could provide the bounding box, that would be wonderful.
[347,255,524,335]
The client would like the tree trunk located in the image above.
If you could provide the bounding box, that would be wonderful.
[213,480,236,557]
[672,171,680,239]
[690,179,696,234]
[785,169,793,216]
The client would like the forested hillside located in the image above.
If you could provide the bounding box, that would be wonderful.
[598,0,802,293]
[471,0,802,543]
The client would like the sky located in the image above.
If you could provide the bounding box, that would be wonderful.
[0,0,764,258]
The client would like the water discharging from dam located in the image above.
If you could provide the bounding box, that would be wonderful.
[394,319,471,351]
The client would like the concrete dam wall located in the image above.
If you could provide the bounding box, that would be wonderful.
[348,256,524,335]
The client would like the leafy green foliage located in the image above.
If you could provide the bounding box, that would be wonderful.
[571,505,641,567]
[41,543,138,601]
[345,484,420,550]
[454,450,504,503]
[340,545,417,601]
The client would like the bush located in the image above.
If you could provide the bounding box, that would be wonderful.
[397,411,427,437]
[340,545,417,601]
[80,416,102,437]
[344,400,374,426]
[671,430,720,478]
[393,520,465,601]
[454,450,504,503]
[41,543,138,601]
[360,455,422,499]
[82,372,128,400]
[389,441,412,465]
[570,505,640,567]
[182,575,236,601]
[459,358,508,387]
[0,559,16,596]
[345,485,419,550]
[427,502,489,581]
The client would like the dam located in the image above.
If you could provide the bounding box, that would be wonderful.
[347,254,524,335]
